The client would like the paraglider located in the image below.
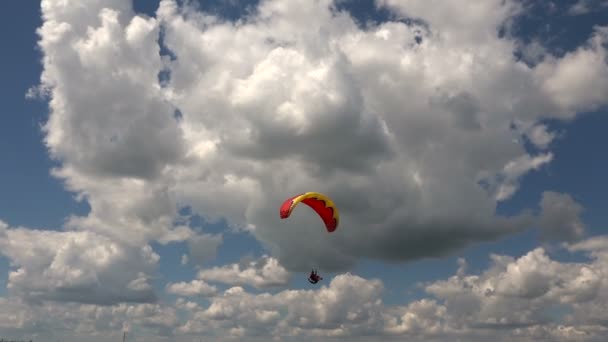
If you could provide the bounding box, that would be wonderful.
[308,269,323,284]
[279,191,339,232]
[279,191,339,284]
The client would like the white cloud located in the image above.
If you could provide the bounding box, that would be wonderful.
[166,279,217,297]
[0,221,158,305]
[35,0,193,248]
[176,273,385,338]
[535,25,608,118]
[569,0,592,15]
[418,237,608,340]
[172,240,608,340]
[6,0,608,340]
[567,0,608,15]
[31,0,607,279]
[526,124,555,149]
[516,39,549,66]
[377,0,523,45]
[0,298,179,341]
[3,235,608,340]
[539,191,586,242]
[492,153,553,201]
[26,0,606,281]
[197,255,290,289]
[152,0,602,270]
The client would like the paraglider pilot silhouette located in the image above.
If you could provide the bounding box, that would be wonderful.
[279,192,339,285]
[308,268,323,284]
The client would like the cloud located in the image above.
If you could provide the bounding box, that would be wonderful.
[0,221,158,305]
[491,153,554,201]
[35,0,193,249]
[166,279,217,297]
[0,298,179,341]
[539,191,585,242]
[3,235,608,340]
[197,255,290,289]
[377,0,523,44]
[32,0,607,273]
[177,273,386,338]
[7,0,608,339]
[534,25,608,118]
[40,7,185,180]
[419,237,608,340]
[170,239,608,340]
[567,0,608,15]
[526,124,555,149]
[569,0,592,15]
[516,39,549,66]
[157,0,596,270]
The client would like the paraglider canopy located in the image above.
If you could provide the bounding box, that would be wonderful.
[279,192,339,232]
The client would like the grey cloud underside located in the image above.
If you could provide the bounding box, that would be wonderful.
[346,216,532,261]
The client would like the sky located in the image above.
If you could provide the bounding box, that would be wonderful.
[1,0,608,341]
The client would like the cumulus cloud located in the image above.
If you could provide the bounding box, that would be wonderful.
[3,235,608,340]
[539,191,585,242]
[177,273,386,338]
[166,279,217,297]
[567,0,608,15]
[197,255,290,289]
[153,0,603,270]
[29,0,600,273]
[32,0,607,273]
[377,0,523,44]
[526,124,555,149]
[0,221,158,305]
[34,0,194,248]
[491,152,553,201]
[7,0,608,339]
[418,237,608,340]
[534,25,608,118]
[0,298,179,341]
[166,239,608,340]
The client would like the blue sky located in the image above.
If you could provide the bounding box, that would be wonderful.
[0,1,87,230]
[1,0,608,341]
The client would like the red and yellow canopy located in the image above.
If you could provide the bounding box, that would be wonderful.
[279,192,339,232]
